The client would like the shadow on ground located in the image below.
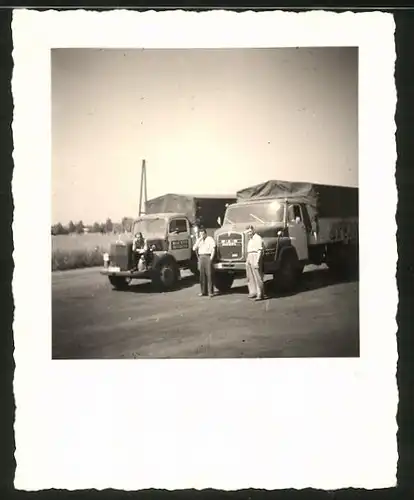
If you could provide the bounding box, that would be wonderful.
[111,267,358,298]
[224,267,359,300]
[111,273,198,294]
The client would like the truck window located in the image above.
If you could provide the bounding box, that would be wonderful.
[288,205,302,222]
[169,219,188,234]
[224,201,284,225]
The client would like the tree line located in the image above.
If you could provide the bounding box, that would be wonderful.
[51,217,135,236]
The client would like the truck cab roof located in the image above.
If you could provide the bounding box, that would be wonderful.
[134,212,190,222]
[229,197,287,206]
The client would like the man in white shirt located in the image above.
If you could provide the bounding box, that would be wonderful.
[246,225,265,301]
[193,228,216,297]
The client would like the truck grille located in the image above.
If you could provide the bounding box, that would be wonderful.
[217,232,244,260]
[110,242,133,271]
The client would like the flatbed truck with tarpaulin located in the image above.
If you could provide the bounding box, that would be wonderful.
[212,180,359,294]
[100,194,236,291]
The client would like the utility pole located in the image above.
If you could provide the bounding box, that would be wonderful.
[138,159,148,216]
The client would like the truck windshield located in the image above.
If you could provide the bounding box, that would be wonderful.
[224,200,284,225]
[133,218,167,236]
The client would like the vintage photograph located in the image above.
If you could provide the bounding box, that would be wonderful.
[51,46,359,359]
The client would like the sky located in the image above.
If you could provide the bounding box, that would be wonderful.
[51,47,358,225]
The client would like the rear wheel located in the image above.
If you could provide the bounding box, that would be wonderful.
[108,276,131,290]
[153,260,180,291]
[326,243,358,279]
[214,272,234,293]
[345,243,359,278]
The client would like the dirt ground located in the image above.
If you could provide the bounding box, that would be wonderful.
[52,265,359,359]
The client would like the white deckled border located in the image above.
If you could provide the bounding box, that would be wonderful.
[12,9,397,491]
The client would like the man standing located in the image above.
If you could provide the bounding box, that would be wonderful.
[246,225,266,301]
[193,228,216,297]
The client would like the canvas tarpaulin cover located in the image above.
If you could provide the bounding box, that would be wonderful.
[145,194,197,220]
[236,180,358,218]
[145,194,237,229]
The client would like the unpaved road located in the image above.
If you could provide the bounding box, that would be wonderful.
[52,265,359,359]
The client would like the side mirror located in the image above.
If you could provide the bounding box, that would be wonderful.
[277,230,283,237]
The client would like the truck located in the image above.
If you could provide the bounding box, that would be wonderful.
[212,180,359,294]
[100,194,236,291]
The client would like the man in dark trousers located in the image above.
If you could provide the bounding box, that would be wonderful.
[193,227,216,297]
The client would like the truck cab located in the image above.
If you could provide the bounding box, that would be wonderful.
[100,212,199,291]
[213,197,300,292]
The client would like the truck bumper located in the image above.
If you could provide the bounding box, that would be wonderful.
[214,261,280,276]
[100,268,152,280]
[214,261,246,272]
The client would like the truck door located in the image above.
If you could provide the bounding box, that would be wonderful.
[168,218,192,262]
[287,204,309,261]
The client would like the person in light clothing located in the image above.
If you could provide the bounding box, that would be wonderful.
[246,225,266,301]
[193,228,216,297]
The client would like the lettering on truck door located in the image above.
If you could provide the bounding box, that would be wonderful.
[168,218,191,261]
[287,204,309,261]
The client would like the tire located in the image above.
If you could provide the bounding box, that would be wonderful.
[326,244,344,276]
[347,244,359,279]
[214,272,234,293]
[153,259,179,291]
[108,276,131,290]
[308,245,325,266]
[326,244,358,279]
[274,251,300,292]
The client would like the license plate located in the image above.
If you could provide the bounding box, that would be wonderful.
[108,266,120,272]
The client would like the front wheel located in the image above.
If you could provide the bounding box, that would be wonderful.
[273,251,301,292]
[108,276,131,290]
[153,260,179,291]
[214,272,234,293]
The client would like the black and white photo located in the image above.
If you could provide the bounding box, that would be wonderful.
[51,46,359,359]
